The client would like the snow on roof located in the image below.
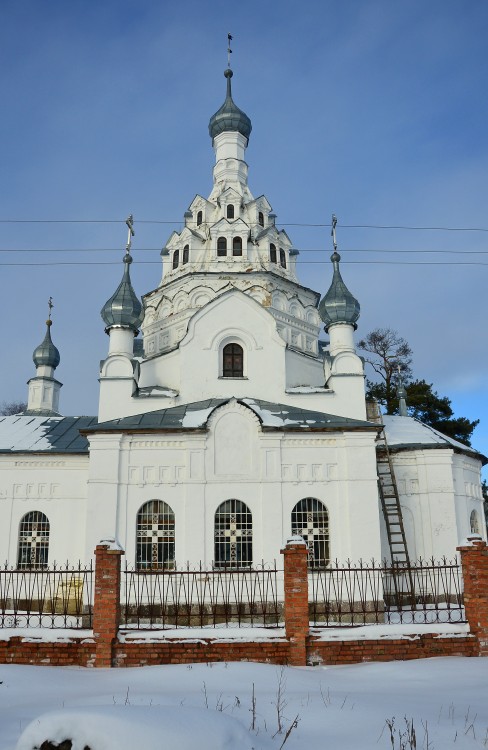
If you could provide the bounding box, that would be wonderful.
[383,415,485,463]
[0,415,96,453]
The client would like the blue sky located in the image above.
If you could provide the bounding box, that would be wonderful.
[1,0,487,474]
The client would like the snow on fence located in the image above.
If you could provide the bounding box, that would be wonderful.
[309,558,465,627]
[0,563,94,628]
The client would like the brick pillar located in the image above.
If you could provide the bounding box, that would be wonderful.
[458,537,488,656]
[281,537,309,666]
[93,542,124,668]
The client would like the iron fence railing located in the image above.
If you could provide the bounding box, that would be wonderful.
[310,558,466,627]
[122,563,282,629]
[0,563,94,628]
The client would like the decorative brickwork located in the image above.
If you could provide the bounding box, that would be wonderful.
[93,543,124,667]
[458,538,488,656]
[281,538,309,665]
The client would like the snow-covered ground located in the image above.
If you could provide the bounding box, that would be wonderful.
[2,657,487,750]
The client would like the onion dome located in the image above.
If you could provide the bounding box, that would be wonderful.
[209,69,252,144]
[101,252,144,334]
[33,319,60,369]
[319,252,360,331]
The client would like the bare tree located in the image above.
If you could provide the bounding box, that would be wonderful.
[0,400,27,416]
[358,328,413,414]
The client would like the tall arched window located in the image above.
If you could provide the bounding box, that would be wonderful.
[183,245,189,264]
[136,500,175,570]
[196,210,203,226]
[291,498,329,569]
[280,248,287,268]
[269,243,277,263]
[227,204,235,219]
[232,236,243,256]
[17,511,50,569]
[214,499,252,568]
[222,342,244,377]
[470,510,481,535]
[172,249,179,269]
[217,237,227,257]
[258,211,264,227]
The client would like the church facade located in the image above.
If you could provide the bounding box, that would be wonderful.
[0,66,485,572]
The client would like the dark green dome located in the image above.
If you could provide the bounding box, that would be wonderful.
[101,253,144,333]
[209,69,252,143]
[319,252,360,331]
[33,320,60,369]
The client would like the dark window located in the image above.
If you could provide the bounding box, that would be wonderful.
[227,204,235,219]
[280,248,287,268]
[196,211,203,226]
[183,245,189,264]
[258,211,264,227]
[172,249,179,269]
[291,498,329,569]
[222,342,244,377]
[214,499,252,568]
[217,237,227,257]
[270,243,277,263]
[232,236,243,256]
[17,511,50,569]
[136,500,175,570]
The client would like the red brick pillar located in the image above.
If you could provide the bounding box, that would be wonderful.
[281,537,309,666]
[93,542,124,668]
[458,537,488,656]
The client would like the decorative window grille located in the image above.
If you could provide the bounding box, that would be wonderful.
[217,237,227,257]
[280,248,287,268]
[227,204,235,219]
[183,244,189,264]
[269,243,277,263]
[222,343,243,377]
[258,211,264,227]
[172,249,179,269]
[196,210,203,226]
[232,236,243,256]
[291,498,329,569]
[17,511,50,569]
[136,500,175,570]
[470,509,480,534]
[214,499,252,568]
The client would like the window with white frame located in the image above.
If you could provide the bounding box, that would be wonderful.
[136,500,175,570]
[291,498,329,569]
[470,509,481,535]
[214,499,252,568]
[17,511,50,569]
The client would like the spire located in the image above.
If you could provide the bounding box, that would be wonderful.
[101,215,144,334]
[396,366,408,417]
[208,34,252,144]
[318,215,360,331]
[32,297,60,369]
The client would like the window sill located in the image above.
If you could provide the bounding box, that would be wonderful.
[219,376,249,380]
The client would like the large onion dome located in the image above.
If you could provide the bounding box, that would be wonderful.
[101,252,144,334]
[209,68,252,144]
[33,319,60,369]
[318,252,360,331]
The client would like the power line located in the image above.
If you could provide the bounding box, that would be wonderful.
[2,260,488,267]
[2,247,488,255]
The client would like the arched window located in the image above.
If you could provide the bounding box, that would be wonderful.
[196,210,203,226]
[136,500,175,570]
[291,498,329,569]
[232,236,243,256]
[280,248,287,268]
[172,249,179,269]
[183,245,189,264]
[470,510,481,535]
[222,343,244,377]
[258,211,264,227]
[227,204,235,219]
[17,511,50,569]
[269,243,277,264]
[217,237,227,257]
[214,499,252,568]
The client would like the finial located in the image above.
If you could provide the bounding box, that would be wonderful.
[125,214,135,256]
[227,33,233,69]
[47,296,53,326]
[331,214,338,253]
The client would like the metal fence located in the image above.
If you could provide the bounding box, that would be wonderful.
[0,563,94,628]
[310,558,466,627]
[122,563,282,629]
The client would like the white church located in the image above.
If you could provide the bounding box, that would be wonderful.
[0,64,485,572]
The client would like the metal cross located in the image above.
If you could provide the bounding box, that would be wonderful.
[126,214,135,253]
[331,213,338,252]
[48,297,53,319]
[227,33,233,68]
